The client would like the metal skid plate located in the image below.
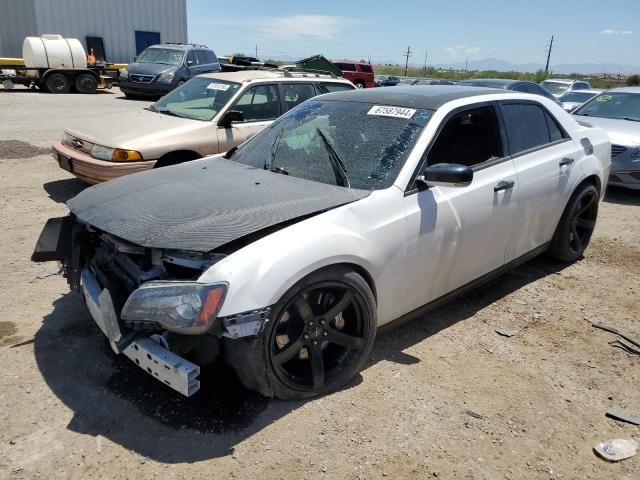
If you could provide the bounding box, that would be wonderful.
[123,337,201,397]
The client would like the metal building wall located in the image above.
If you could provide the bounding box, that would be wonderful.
[0,0,38,57]
[0,0,187,63]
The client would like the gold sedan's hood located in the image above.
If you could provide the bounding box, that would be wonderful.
[66,108,215,159]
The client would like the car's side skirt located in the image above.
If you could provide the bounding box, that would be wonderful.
[379,242,551,333]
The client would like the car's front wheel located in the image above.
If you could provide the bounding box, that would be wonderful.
[234,266,377,400]
[549,183,599,261]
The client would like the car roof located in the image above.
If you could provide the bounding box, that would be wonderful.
[321,85,510,109]
[199,70,352,84]
[542,78,579,84]
[565,89,603,94]
[459,78,519,88]
[152,43,210,51]
[606,86,640,94]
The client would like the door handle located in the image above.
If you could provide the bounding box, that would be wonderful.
[494,180,515,192]
[559,157,574,167]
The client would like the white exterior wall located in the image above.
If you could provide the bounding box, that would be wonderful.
[0,0,187,63]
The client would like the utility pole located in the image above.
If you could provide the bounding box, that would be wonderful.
[402,46,412,76]
[424,50,428,71]
[465,58,468,72]
[255,44,259,59]
[545,35,554,73]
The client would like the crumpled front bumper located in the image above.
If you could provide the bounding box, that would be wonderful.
[81,268,201,396]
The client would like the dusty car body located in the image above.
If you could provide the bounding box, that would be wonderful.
[573,87,640,190]
[558,89,603,112]
[52,70,354,183]
[34,86,610,400]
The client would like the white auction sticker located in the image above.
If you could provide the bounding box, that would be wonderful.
[207,82,230,91]
[367,105,416,119]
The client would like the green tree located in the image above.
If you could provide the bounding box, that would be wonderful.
[534,69,549,83]
[627,74,640,86]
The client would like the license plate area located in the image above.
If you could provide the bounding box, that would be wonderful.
[58,153,72,172]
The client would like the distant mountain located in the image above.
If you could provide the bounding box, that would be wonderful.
[431,58,639,75]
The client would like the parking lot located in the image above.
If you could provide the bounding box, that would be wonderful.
[0,88,638,479]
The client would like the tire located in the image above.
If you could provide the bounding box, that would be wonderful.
[75,74,98,94]
[354,81,365,89]
[45,73,71,94]
[154,153,200,168]
[231,266,377,400]
[549,183,599,262]
[122,91,140,99]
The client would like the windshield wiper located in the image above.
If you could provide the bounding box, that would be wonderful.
[154,108,183,118]
[622,117,640,122]
[316,128,350,188]
[223,146,238,159]
[263,128,289,175]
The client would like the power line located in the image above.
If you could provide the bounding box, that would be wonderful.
[402,46,412,76]
[545,35,554,73]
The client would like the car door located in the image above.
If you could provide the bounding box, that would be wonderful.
[216,83,281,152]
[184,50,197,79]
[402,103,519,311]
[498,101,583,261]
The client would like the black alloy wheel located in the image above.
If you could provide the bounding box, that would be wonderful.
[264,267,376,399]
[550,183,599,261]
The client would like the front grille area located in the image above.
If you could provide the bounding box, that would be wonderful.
[130,74,154,83]
[611,144,628,159]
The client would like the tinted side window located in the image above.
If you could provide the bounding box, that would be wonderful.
[201,50,217,64]
[525,84,542,95]
[322,82,355,93]
[232,84,280,122]
[544,110,567,142]
[282,83,317,111]
[186,50,197,65]
[427,106,503,167]
[336,63,356,71]
[512,83,528,92]
[195,50,207,65]
[359,64,373,73]
[501,103,551,155]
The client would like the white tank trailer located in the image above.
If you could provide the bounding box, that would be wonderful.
[0,35,120,93]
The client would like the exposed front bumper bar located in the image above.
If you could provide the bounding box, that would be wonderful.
[81,268,200,396]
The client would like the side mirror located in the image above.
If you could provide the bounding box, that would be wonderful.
[187,60,195,66]
[218,110,244,128]
[416,163,473,189]
[133,56,138,62]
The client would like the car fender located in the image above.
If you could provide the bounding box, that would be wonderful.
[198,189,408,325]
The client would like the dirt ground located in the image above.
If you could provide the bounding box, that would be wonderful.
[0,87,638,480]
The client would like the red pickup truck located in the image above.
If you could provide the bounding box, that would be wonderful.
[332,61,375,89]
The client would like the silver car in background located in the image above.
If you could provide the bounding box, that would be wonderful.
[558,89,603,112]
[541,78,592,98]
[573,87,640,190]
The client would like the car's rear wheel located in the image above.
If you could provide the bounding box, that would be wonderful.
[549,183,599,261]
[237,267,376,400]
[354,81,365,89]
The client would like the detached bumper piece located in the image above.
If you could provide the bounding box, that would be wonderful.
[123,337,200,396]
[81,268,201,397]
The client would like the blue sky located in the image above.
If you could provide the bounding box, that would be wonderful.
[187,0,639,67]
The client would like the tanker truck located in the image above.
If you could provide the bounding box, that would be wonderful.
[0,35,123,93]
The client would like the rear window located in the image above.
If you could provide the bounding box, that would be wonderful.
[359,64,373,73]
[201,50,218,64]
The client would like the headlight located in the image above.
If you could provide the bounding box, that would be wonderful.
[121,282,228,334]
[62,132,73,146]
[120,68,128,79]
[90,144,143,161]
[90,144,115,160]
[158,72,175,82]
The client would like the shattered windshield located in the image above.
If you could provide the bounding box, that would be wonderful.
[232,100,433,190]
[136,48,184,65]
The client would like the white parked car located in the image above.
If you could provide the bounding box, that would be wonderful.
[33,86,611,399]
[558,89,604,112]
[540,78,592,98]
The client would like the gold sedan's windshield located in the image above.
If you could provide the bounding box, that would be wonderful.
[151,78,241,121]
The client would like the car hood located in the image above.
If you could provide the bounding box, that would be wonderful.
[572,115,640,146]
[67,156,370,252]
[66,108,200,151]
[127,62,176,76]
